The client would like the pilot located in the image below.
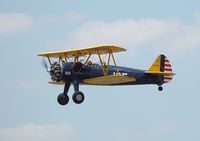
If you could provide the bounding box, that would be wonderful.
[102,61,106,66]
[87,60,93,66]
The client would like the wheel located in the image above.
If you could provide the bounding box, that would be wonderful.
[158,86,163,91]
[72,91,85,104]
[57,93,69,105]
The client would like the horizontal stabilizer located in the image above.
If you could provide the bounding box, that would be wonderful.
[145,71,175,76]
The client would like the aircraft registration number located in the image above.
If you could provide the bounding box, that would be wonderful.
[113,72,128,76]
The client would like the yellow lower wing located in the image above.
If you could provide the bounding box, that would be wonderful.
[82,75,136,85]
[49,81,65,85]
[48,75,136,85]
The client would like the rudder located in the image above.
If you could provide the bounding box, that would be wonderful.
[162,55,173,83]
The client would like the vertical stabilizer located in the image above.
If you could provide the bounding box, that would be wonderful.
[147,54,174,83]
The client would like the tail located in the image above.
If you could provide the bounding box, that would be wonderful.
[145,54,175,83]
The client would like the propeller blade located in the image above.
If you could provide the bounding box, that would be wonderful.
[41,58,49,72]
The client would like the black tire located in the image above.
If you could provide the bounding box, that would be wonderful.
[72,91,85,104]
[158,86,163,91]
[57,93,69,105]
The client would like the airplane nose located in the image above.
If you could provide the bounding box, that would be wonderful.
[50,62,62,82]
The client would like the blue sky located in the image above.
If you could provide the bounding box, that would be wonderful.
[0,0,200,141]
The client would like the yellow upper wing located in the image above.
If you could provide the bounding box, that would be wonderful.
[37,45,126,58]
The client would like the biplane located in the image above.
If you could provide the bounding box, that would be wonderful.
[37,45,175,105]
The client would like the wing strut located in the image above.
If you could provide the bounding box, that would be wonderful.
[72,56,78,69]
[97,51,119,76]
[97,52,106,76]
[111,53,118,73]
[83,54,91,66]
[47,56,52,65]
[105,53,111,75]
[64,53,67,62]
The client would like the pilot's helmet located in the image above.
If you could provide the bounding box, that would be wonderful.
[87,61,92,66]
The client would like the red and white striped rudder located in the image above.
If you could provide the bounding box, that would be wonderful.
[163,56,173,83]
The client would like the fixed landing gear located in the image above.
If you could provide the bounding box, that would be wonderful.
[72,91,85,104]
[57,93,69,105]
[57,81,70,105]
[57,80,85,106]
[57,91,85,105]
[158,86,163,91]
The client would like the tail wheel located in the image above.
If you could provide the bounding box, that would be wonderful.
[158,86,163,91]
[57,93,69,105]
[72,91,85,104]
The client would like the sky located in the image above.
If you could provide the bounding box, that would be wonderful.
[0,0,200,141]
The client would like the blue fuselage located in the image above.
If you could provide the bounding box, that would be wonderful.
[61,62,162,86]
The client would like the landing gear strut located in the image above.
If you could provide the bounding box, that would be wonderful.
[158,86,163,91]
[57,81,70,105]
[57,80,85,105]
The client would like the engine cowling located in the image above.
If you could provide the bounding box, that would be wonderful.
[50,62,62,82]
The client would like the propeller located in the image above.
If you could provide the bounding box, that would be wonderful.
[41,58,49,72]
